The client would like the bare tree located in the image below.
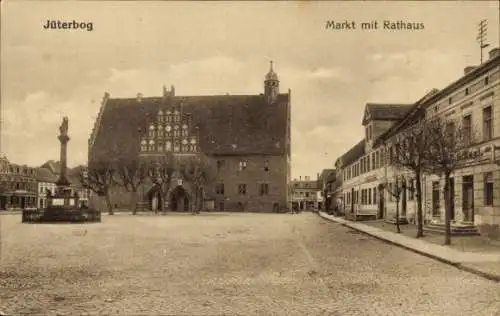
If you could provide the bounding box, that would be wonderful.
[390,117,435,238]
[113,158,150,215]
[179,154,216,214]
[381,175,404,233]
[152,153,178,213]
[84,160,117,215]
[424,116,474,245]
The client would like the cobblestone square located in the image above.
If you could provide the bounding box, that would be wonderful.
[1,212,499,315]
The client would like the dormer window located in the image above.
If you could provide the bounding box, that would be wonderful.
[239,160,247,171]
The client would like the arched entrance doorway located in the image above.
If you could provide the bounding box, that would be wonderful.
[147,184,163,212]
[170,185,190,212]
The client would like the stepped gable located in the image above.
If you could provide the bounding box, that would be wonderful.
[90,93,290,162]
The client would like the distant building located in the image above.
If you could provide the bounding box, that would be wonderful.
[290,176,321,211]
[38,161,90,208]
[36,167,57,208]
[318,169,336,213]
[88,62,291,213]
[0,155,38,210]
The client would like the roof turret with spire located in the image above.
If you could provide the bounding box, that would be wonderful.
[264,60,279,104]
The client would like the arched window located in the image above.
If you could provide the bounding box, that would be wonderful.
[174,141,180,152]
[158,142,164,152]
[149,140,155,151]
[174,125,180,137]
[165,141,172,151]
[158,128,164,137]
[148,124,155,137]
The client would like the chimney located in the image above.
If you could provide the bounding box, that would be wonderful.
[489,48,500,60]
[162,85,168,97]
[137,93,143,103]
[464,66,477,75]
[299,176,302,181]
[317,172,320,180]
[170,85,175,97]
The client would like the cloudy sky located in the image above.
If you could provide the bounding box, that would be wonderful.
[1,1,499,179]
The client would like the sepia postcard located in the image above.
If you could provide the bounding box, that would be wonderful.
[1,1,500,315]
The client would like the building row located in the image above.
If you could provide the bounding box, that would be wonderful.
[290,175,322,211]
[0,156,89,211]
[328,47,500,239]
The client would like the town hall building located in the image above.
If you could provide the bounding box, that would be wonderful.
[88,63,292,213]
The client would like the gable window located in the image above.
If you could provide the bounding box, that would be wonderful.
[239,160,247,171]
[173,141,180,152]
[484,172,493,206]
[483,106,493,141]
[216,183,225,195]
[238,184,247,195]
[259,183,269,196]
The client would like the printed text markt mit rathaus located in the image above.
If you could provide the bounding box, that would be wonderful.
[325,20,425,30]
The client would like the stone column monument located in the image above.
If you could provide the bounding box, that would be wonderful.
[22,116,100,223]
[56,116,71,187]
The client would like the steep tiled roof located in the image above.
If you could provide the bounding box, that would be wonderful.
[36,167,58,183]
[362,103,413,125]
[319,169,336,182]
[339,139,365,167]
[40,160,61,174]
[90,94,290,162]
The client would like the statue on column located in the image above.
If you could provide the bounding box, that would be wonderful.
[59,117,69,137]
